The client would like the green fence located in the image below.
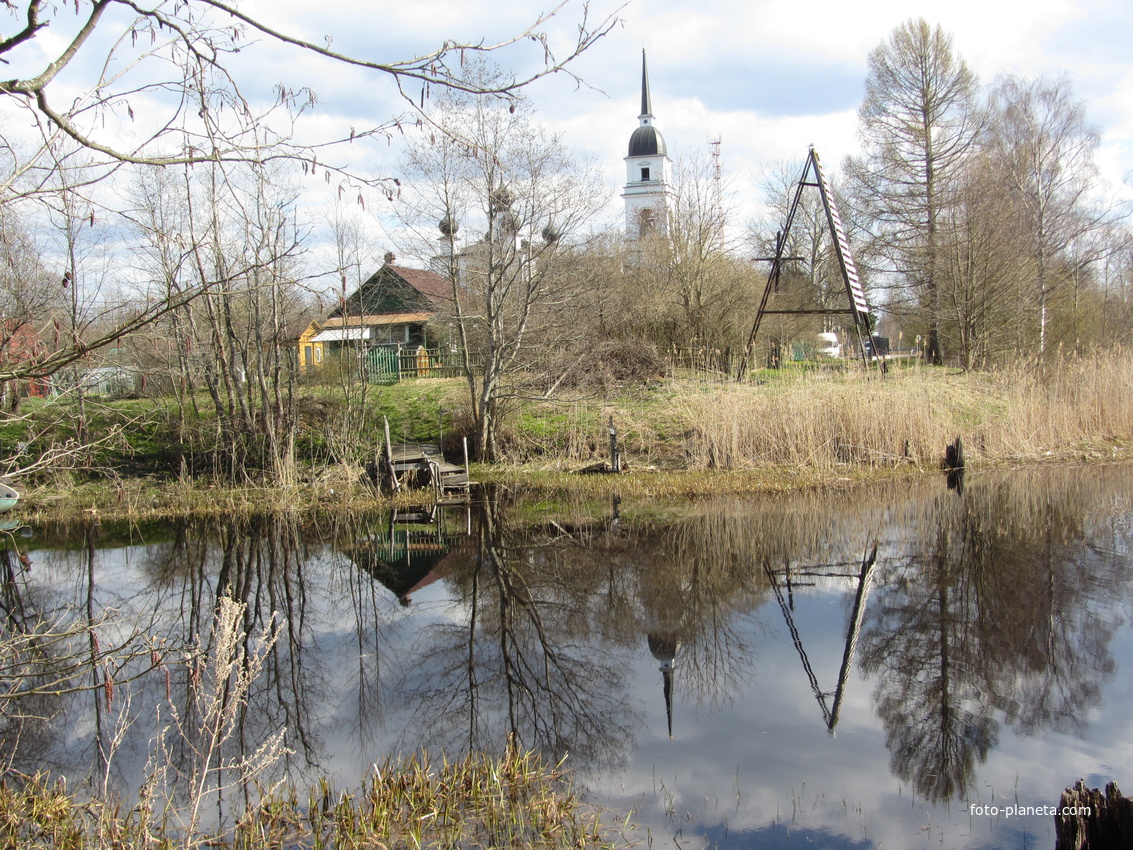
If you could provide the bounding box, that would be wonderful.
[364,346,460,384]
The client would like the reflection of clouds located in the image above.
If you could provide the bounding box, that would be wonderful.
[586,604,928,850]
[13,465,1133,848]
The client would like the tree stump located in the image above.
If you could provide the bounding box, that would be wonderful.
[1056,780,1133,849]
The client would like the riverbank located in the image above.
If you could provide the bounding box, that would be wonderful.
[6,458,1133,848]
[5,354,1133,522]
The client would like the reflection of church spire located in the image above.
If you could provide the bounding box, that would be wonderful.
[648,633,679,738]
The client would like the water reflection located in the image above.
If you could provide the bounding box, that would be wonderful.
[3,464,1133,848]
[860,468,1124,803]
[765,542,877,733]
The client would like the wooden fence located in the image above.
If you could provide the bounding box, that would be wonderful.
[364,345,461,384]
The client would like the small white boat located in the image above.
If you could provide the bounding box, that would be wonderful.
[0,482,19,514]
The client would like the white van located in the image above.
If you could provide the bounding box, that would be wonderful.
[816,332,841,358]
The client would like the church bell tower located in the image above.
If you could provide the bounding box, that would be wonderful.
[622,49,670,239]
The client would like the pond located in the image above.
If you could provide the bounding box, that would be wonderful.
[4,463,1133,849]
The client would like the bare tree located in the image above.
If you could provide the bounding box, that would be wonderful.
[0,1,616,179]
[0,0,616,393]
[401,91,606,461]
[598,151,755,354]
[938,155,1030,368]
[126,156,307,484]
[847,19,981,365]
[986,75,1109,358]
[643,152,746,347]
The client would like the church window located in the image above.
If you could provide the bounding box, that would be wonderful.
[641,166,651,181]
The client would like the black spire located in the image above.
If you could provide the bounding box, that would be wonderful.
[628,49,666,157]
[648,633,679,739]
[640,49,653,118]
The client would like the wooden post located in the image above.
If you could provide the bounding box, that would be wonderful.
[1056,780,1133,849]
[608,415,621,473]
[462,436,471,495]
[944,436,965,470]
[383,415,400,493]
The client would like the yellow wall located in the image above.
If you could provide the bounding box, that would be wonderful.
[297,322,324,372]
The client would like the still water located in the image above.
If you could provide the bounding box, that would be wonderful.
[5,463,1133,849]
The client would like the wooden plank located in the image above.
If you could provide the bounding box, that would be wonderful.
[383,416,399,493]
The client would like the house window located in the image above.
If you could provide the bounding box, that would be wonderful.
[314,347,323,364]
[641,166,650,181]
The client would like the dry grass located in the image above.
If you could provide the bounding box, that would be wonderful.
[514,355,1133,475]
[0,742,613,850]
[13,355,1133,522]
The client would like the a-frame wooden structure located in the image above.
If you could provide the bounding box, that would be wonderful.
[738,147,880,377]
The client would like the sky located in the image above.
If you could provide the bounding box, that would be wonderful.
[229,0,1133,240]
[5,0,1133,274]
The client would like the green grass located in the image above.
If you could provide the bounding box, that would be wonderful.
[7,355,1133,516]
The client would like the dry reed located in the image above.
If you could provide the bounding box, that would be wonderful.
[661,355,1133,472]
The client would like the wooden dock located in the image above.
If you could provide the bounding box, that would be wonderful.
[382,442,471,501]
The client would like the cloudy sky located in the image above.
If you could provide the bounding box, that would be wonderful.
[227,0,1133,238]
[7,0,1132,267]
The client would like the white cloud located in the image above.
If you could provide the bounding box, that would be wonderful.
[4,0,1130,274]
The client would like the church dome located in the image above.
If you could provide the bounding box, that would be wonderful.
[628,124,667,158]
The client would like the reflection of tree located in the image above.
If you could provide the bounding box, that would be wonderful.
[636,507,770,725]
[0,522,164,783]
[132,514,322,816]
[106,510,412,811]
[9,464,1132,815]
[864,521,997,803]
[861,468,1127,802]
[399,492,638,773]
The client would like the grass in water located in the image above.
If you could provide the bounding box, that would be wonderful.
[1,742,613,849]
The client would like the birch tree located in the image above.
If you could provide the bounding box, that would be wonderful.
[986,75,1108,358]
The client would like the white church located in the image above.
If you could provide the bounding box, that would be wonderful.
[622,50,671,240]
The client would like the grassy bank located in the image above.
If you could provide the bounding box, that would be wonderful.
[508,356,1133,471]
[6,354,1133,520]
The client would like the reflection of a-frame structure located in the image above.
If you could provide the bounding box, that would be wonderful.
[764,542,877,733]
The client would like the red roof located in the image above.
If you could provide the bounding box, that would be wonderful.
[390,265,452,305]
